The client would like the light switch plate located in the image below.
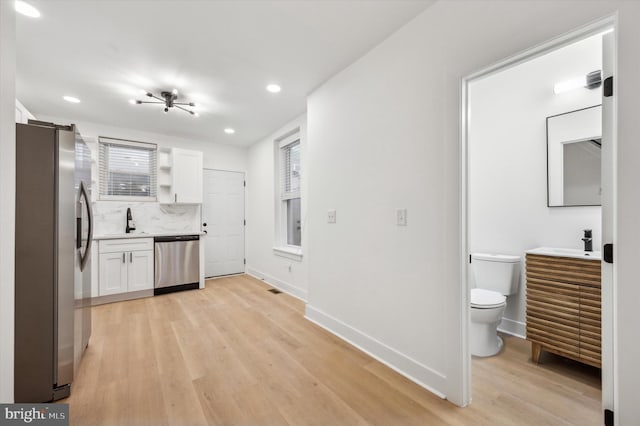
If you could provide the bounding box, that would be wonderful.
[328,209,336,224]
[396,208,407,226]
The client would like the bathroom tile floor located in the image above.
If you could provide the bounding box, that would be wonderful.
[64,274,601,425]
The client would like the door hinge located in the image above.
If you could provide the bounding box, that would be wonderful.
[244,219,246,226]
[603,76,613,97]
[469,254,472,263]
[243,180,246,187]
[604,409,614,426]
[244,258,246,265]
[604,243,614,264]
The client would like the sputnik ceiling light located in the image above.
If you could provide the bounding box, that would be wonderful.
[130,89,199,116]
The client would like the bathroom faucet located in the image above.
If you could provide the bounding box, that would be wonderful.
[126,208,136,233]
[582,229,593,252]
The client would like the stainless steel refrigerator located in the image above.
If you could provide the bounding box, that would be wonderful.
[15,121,93,402]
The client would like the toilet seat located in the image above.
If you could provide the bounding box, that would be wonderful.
[471,288,506,309]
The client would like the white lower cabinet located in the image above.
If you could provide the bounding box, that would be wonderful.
[127,250,154,292]
[98,238,154,296]
[99,252,129,296]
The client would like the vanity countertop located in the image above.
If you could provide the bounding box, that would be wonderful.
[93,231,206,240]
[526,246,601,261]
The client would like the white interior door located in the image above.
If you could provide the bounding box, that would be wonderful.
[202,169,245,277]
[600,31,615,422]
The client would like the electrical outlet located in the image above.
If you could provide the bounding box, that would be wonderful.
[396,208,407,226]
[328,209,336,223]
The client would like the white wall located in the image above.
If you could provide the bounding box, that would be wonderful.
[305,1,640,419]
[0,0,16,403]
[36,114,247,233]
[246,114,308,300]
[36,115,248,173]
[468,35,603,337]
[15,99,35,123]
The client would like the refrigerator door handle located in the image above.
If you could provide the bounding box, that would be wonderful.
[76,217,82,249]
[79,181,93,271]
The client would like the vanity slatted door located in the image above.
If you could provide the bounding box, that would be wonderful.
[525,254,601,368]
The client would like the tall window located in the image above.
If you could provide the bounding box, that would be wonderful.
[279,135,301,248]
[99,137,157,200]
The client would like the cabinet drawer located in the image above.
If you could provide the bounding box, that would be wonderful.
[99,238,153,253]
[526,254,601,286]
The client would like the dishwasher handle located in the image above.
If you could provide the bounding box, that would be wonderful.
[154,235,199,243]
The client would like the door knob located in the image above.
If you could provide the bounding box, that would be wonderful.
[203,223,207,227]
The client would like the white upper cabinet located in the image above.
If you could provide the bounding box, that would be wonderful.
[158,147,203,204]
[172,148,203,203]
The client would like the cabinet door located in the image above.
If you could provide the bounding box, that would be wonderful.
[172,148,203,203]
[128,250,154,291]
[99,252,128,296]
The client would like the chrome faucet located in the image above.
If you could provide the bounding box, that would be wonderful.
[582,229,593,252]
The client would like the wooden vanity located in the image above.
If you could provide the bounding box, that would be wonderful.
[525,250,601,368]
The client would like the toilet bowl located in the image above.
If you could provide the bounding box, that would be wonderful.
[470,253,521,357]
[470,288,507,357]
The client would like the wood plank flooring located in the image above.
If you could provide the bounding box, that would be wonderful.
[64,274,601,425]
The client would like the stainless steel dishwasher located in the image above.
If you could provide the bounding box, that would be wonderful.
[154,235,200,295]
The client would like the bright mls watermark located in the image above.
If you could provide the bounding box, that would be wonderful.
[0,404,68,426]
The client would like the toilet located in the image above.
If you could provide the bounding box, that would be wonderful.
[470,253,521,357]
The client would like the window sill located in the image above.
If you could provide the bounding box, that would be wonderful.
[273,246,303,261]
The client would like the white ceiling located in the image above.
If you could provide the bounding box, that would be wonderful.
[16,0,433,146]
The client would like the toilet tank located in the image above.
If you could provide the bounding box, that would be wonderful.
[471,253,521,295]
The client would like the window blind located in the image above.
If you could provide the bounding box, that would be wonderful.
[281,140,301,201]
[99,137,157,199]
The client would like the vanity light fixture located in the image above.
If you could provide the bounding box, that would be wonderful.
[266,84,281,93]
[553,70,602,94]
[131,89,198,116]
[224,128,235,134]
[15,1,40,18]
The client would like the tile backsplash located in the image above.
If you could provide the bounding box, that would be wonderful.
[93,201,200,235]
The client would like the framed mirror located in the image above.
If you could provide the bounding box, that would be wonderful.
[546,105,602,207]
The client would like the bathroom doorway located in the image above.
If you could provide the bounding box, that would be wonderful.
[461,18,616,423]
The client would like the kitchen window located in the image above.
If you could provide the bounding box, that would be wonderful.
[274,131,302,259]
[99,137,157,201]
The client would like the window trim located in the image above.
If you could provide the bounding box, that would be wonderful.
[98,136,158,202]
[273,129,302,259]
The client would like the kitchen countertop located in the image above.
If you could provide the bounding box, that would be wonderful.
[93,231,206,240]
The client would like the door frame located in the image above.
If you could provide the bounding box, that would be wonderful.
[459,15,617,413]
[201,167,246,278]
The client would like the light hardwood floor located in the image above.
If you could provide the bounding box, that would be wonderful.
[64,274,601,425]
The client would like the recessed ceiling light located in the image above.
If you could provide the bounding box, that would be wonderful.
[224,128,235,134]
[63,96,81,103]
[128,99,136,105]
[194,112,199,117]
[15,1,40,18]
[266,84,281,93]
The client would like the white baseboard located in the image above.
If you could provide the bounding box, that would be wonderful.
[305,304,447,399]
[498,317,526,339]
[246,267,308,302]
